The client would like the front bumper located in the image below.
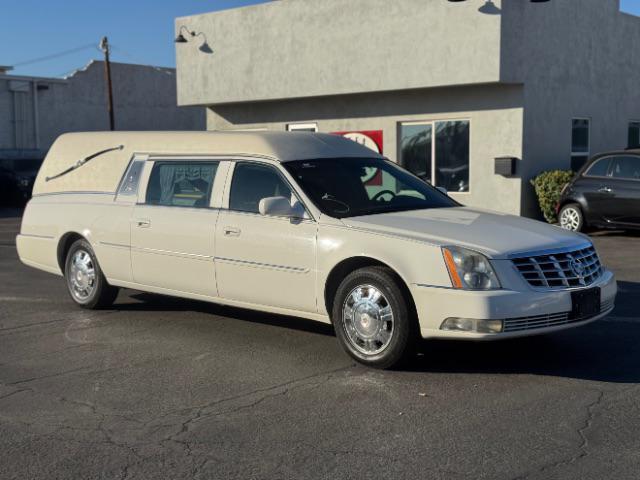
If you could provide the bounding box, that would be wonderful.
[412,269,617,340]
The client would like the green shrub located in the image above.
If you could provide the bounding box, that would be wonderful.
[530,170,575,223]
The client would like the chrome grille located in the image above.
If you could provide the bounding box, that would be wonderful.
[503,298,614,333]
[512,245,603,290]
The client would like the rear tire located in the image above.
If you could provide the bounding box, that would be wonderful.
[64,239,119,309]
[559,203,585,232]
[332,266,417,369]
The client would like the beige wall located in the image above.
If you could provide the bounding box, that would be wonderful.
[176,0,503,106]
[207,83,525,215]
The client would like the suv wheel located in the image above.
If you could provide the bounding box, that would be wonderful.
[332,266,417,369]
[559,203,585,232]
[64,239,119,309]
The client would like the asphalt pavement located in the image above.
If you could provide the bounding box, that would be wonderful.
[1,209,640,479]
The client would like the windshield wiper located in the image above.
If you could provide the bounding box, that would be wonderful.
[45,145,124,182]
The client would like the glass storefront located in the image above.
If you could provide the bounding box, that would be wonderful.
[399,120,470,193]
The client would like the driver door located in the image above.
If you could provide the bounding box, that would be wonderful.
[214,161,318,313]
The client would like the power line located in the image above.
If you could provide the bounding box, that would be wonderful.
[12,43,98,67]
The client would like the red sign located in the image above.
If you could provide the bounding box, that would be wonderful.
[332,130,383,154]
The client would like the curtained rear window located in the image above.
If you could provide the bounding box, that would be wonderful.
[146,161,219,208]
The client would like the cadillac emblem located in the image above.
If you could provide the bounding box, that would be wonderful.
[570,257,586,279]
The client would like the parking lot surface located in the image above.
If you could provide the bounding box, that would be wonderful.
[1,210,640,480]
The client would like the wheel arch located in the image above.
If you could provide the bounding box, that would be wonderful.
[323,256,417,321]
[559,195,588,214]
[57,232,87,273]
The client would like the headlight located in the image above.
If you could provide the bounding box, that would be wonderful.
[442,246,501,290]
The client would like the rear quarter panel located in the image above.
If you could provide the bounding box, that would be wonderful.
[18,194,134,281]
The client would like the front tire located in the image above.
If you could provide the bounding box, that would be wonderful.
[64,239,119,309]
[559,203,585,232]
[332,266,417,369]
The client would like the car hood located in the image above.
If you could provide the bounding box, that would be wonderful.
[341,207,590,259]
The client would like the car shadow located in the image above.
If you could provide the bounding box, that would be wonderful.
[113,291,336,337]
[111,282,640,384]
[590,229,640,238]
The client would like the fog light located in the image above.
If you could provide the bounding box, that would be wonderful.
[476,319,503,334]
[440,318,503,334]
[441,317,474,332]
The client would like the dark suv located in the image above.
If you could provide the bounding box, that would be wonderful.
[557,151,640,232]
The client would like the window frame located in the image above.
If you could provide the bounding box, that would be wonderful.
[571,118,591,170]
[225,160,314,220]
[116,155,147,201]
[397,118,471,194]
[141,158,222,209]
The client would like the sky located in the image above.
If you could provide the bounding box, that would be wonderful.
[1,0,640,78]
[0,0,272,78]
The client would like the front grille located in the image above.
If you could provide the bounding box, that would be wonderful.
[512,245,603,290]
[503,298,614,333]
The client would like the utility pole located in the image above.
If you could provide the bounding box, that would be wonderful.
[99,36,115,131]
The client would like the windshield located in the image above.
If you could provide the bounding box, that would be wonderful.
[284,157,459,219]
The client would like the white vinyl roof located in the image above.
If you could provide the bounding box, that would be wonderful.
[33,131,382,195]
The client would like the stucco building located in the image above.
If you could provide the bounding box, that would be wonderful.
[0,60,205,168]
[175,0,640,217]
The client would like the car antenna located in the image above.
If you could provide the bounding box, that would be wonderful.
[45,145,124,182]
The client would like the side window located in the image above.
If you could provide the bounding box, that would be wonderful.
[229,163,293,213]
[584,158,611,178]
[611,156,640,180]
[146,161,219,208]
[118,160,145,196]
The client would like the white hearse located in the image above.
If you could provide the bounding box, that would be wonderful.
[18,131,617,368]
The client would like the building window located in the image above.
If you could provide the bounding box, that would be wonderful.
[571,118,590,171]
[628,122,640,149]
[399,120,470,193]
[287,123,318,132]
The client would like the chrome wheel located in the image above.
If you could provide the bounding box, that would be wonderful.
[560,206,581,231]
[342,285,394,355]
[68,249,96,302]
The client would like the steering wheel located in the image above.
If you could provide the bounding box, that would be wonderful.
[372,190,397,202]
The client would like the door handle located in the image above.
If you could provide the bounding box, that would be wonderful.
[598,186,613,193]
[223,226,241,237]
[135,218,151,228]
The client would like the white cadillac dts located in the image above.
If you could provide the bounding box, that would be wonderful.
[17,132,616,368]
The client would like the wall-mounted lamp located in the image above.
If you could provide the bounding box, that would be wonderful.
[447,0,549,2]
[447,0,549,15]
[447,0,550,2]
[174,26,213,53]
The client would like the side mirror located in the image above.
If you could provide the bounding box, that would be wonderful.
[258,196,306,218]
[436,186,448,195]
